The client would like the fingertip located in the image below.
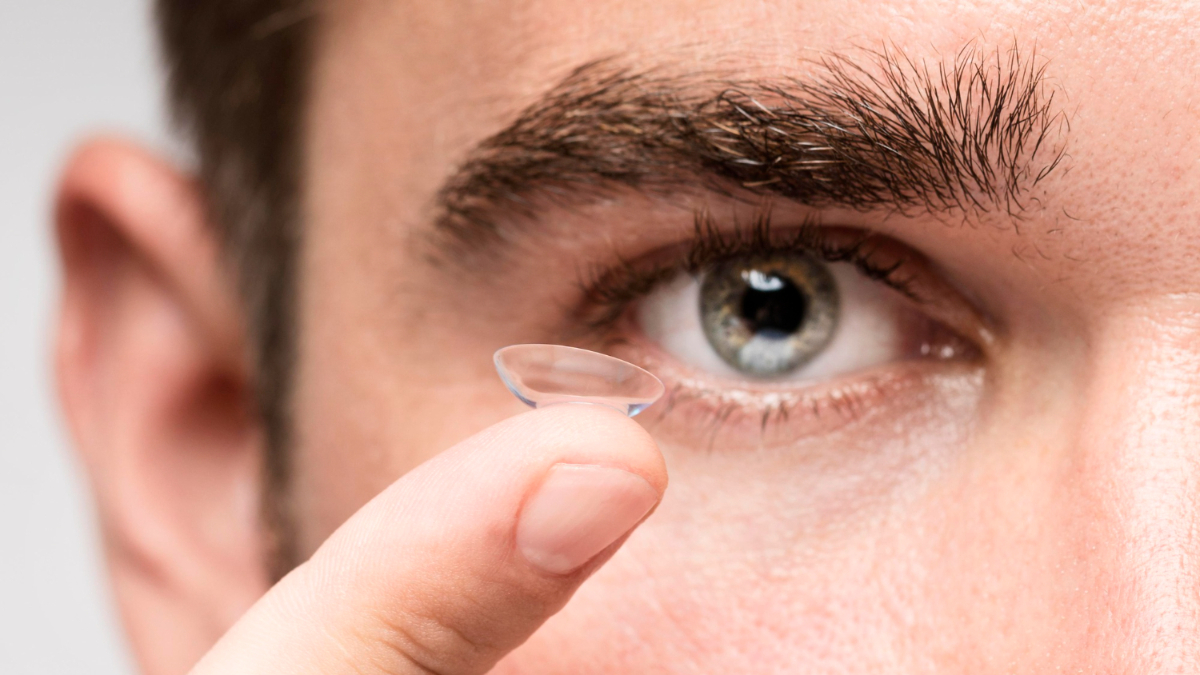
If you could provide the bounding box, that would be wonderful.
[509,403,668,495]
[517,463,660,575]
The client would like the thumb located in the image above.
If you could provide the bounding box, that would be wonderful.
[190,403,667,675]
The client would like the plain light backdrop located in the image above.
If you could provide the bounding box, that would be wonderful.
[1,1,165,672]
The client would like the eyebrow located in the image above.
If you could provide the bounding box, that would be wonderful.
[431,43,1067,255]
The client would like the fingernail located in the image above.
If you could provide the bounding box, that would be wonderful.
[517,464,660,574]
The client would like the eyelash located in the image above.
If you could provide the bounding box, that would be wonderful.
[575,208,921,333]
[559,209,980,442]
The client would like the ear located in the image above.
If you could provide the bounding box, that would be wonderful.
[53,139,269,675]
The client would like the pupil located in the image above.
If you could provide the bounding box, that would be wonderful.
[740,269,807,337]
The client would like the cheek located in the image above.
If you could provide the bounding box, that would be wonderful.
[499,372,984,673]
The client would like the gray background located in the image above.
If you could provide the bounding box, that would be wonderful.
[1,1,164,672]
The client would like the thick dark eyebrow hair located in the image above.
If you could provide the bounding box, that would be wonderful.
[432,43,1067,255]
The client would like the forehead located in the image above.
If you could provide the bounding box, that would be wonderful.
[307,0,1200,299]
[316,0,1198,118]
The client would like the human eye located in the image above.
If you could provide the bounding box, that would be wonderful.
[575,210,989,445]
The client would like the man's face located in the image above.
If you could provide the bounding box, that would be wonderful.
[289,0,1200,670]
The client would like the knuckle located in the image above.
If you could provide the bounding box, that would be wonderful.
[354,593,510,675]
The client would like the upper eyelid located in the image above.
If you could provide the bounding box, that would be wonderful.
[568,209,1008,368]
[576,209,931,331]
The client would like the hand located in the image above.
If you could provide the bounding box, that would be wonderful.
[188,404,668,675]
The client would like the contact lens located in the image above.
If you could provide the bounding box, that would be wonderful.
[494,344,665,417]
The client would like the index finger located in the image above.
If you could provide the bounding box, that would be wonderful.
[190,403,667,675]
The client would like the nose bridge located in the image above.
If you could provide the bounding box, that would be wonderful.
[1073,301,1200,666]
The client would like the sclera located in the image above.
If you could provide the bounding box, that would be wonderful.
[494,344,665,417]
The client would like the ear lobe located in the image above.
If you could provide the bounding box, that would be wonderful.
[54,138,269,675]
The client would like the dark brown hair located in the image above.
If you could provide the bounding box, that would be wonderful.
[156,0,317,571]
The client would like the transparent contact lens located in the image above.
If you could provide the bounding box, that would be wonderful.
[494,344,665,417]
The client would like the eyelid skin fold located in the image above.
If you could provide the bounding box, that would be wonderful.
[556,206,991,447]
[576,208,992,354]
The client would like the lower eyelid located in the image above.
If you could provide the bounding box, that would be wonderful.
[599,330,983,448]
[646,360,981,449]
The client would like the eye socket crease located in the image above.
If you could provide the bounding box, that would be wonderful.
[573,209,923,336]
[425,41,1069,269]
[566,211,988,447]
[568,207,989,367]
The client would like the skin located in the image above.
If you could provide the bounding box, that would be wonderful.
[52,0,1200,673]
